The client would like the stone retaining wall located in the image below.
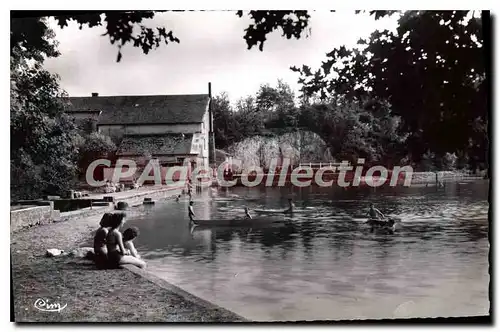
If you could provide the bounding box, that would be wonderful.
[57,185,186,221]
[58,205,113,222]
[120,186,184,207]
[11,205,55,232]
[10,186,187,233]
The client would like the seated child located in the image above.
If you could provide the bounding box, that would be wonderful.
[122,227,142,259]
[106,214,146,269]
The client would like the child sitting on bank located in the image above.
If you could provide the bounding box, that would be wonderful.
[106,213,146,269]
[122,227,141,259]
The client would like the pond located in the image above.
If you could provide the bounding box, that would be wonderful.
[123,181,490,321]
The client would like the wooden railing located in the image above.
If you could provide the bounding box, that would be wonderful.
[298,162,346,168]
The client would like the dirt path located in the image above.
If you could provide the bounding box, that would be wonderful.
[11,203,247,322]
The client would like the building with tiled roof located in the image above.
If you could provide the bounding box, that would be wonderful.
[65,85,216,175]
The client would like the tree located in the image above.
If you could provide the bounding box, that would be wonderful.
[11,12,179,62]
[236,11,311,51]
[11,10,313,62]
[298,99,407,165]
[234,96,265,137]
[12,10,488,185]
[77,132,116,178]
[11,29,82,198]
[212,92,237,149]
[256,80,298,129]
[291,10,487,168]
[10,11,319,198]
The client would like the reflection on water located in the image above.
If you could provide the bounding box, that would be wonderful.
[123,181,490,321]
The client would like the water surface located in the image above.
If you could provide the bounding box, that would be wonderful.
[124,181,490,321]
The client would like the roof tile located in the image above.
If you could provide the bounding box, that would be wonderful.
[66,94,209,125]
[116,134,195,156]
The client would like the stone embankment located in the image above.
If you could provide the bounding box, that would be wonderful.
[11,184,188,233]
[11,183,247,322]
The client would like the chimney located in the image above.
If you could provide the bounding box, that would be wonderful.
[91,92,99,97]
[208,82,212,132]
[208,82,216,166]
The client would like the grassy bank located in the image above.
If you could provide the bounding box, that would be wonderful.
[11,194,247,322]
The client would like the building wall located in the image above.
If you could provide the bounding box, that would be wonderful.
[97,109,210,168]
[98,123,202,140]
[103,165,190,184]
[69,112,101,121]
[196,111,209,167]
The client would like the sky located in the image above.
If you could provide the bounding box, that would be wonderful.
[44,11,398,103]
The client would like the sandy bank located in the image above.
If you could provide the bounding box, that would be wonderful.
[11,188,248,322]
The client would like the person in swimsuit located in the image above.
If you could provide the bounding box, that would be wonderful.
[188,201,196,222]
[244,207,252,219]
[93,213,113,268]
[284,198,295,214]
[122,227,144,261]
[105,212,146,269]
[368,203,385,220]
[366,203,393,232]
[187,179,193,198]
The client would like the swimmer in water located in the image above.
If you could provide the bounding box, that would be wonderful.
[244,207,252,219]
[188,201,196,222]
[366,203,395,233]
[176,194,181,202]
[368,203,385,220]
[285,198,295,214]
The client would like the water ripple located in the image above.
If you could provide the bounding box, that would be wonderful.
[118,181,490,321]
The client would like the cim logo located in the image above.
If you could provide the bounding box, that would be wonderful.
[34,298,67,313]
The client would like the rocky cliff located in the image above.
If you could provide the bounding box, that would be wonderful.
[226,130,333,170]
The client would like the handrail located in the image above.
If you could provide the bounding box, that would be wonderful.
[298,162,345,168]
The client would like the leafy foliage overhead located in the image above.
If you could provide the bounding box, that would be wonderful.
[291,10,487,166]
[11,11,180,63]
[11,10,315,62]
[236,11,311,51]
[55,12,180,62]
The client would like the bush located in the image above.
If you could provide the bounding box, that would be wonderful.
[78,132,116,177]
[441,152,457,171]
[419,150,436,172]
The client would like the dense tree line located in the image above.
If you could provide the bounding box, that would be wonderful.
[213,83,408,167]
[291,10,488,172]
[214,11,489,173]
